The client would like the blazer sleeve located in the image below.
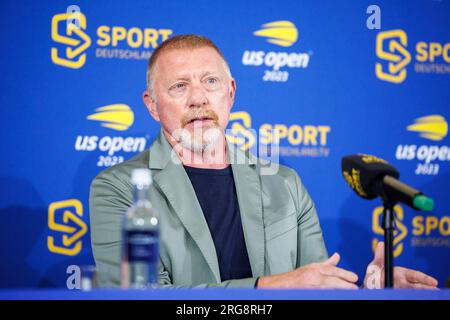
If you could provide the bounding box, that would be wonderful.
[89,170,131,288]
[290,170,329,267]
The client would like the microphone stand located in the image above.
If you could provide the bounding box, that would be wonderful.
[375,179,397,288]
[381,199,396,288]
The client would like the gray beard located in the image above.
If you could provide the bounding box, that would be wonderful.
[177,126,222,154]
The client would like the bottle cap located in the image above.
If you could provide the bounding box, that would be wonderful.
[131,168,152,186]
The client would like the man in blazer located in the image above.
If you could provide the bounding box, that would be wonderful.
[90,35,438,289]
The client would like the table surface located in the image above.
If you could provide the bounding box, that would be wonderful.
[1,289,449,300]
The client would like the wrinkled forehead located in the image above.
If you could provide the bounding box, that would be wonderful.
[153,47,230,81]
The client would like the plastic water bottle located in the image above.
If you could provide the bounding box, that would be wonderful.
[121,168,159,289]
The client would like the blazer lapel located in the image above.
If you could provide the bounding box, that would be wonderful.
[229,143,265,277]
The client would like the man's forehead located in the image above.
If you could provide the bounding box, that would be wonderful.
[154,47,226,77]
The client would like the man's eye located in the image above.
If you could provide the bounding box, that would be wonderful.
[205,78,219,86]
[171,83,186,91]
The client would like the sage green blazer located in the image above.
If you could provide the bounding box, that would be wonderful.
[89,131,328,288]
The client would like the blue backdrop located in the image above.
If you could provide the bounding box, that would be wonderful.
[1,0,449,288]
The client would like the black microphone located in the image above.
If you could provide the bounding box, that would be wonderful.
[341,154,434,211]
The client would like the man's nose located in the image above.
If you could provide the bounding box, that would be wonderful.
[187,83,208,108]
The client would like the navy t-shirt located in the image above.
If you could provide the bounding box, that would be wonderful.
[184,165,253,281]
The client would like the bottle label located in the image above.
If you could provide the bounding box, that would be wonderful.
[125,230,159,263]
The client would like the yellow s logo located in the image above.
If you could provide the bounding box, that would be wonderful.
[375,30,411,83]
[48,199,87,256]
[51,9,91,69]
[226,112,256,151]
[372,205,408,257]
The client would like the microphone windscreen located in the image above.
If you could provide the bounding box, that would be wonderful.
[341,154,399,199]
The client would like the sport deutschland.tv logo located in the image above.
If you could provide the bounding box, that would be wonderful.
[375,29,450,83]
[372,204,450,252]
[51,8,91,69]
[226,111,331,158]
[51,6,173,69]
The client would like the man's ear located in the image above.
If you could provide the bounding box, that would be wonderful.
[229,78,237,106]
[143,90,160,122]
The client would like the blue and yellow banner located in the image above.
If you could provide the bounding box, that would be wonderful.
[0,0,449,288]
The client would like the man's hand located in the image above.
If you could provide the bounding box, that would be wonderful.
[364,241,439,289]
[257,253,359,289]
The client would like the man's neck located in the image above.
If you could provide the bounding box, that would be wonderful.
[163,130,230,169]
